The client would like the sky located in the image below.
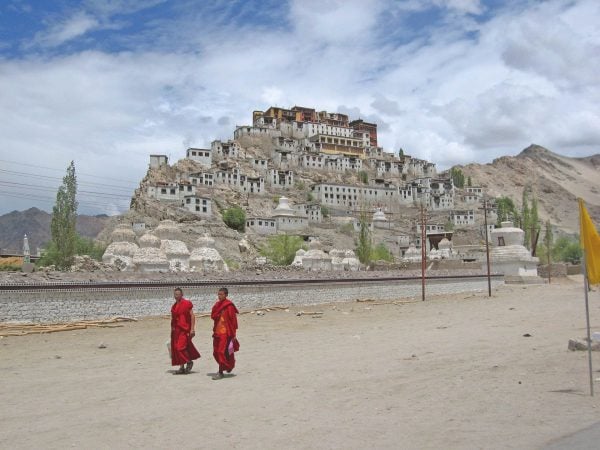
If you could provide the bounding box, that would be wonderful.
[0,0,598,216]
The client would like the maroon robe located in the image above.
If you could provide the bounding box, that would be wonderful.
[211,298,239,373]
[171,298,201,366]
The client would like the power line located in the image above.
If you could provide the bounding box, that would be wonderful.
[0,192,130,210]
[0,180,133,199]
[0,168,137,191]
[0,158,144,185]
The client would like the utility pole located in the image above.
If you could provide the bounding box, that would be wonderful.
[545,221,552,284]
[420,200,427,302]
[480,199,492,297]
[530,222,540,257]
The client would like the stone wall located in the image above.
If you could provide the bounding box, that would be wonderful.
[0,278,503,323]
[537,263,568,278]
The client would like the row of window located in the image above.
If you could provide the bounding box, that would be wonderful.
[189,151,210,157]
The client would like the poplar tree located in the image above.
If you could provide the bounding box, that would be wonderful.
[50,161,78,269]
[530,194,541,249]
[521,190,531,248]
[355,210,372,266]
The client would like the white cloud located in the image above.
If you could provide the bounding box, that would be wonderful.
[30,12,100,48]
[1,0,599,215]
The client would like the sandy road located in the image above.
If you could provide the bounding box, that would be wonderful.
[1,278,599,449]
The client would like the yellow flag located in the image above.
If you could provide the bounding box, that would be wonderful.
[579,198,600,284]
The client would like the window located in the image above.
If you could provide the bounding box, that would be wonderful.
[161,188,167,194]
[170,189,176,195]
[498,237,505,246]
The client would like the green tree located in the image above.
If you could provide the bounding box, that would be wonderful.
[521,190,531,248]
[537,220,553,263]
[46,161,78,269]
[496,196,519,226]
[320,205,330,218]
[552,235,582,264]
[222,206,246,232]
[371,243,393,262]
[75,235,107,261]
[398,148,404,157]
[355,211,372,265]
[467,176,472,187]
[358,170,369,184]
[260,234,305,266]
[450,167,465,188]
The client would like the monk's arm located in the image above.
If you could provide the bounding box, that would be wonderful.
[190,310,196,336]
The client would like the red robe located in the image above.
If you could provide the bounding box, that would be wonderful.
[171,298,201,366]
[211,298,239,373]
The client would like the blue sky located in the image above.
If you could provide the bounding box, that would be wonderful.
[0,0,598,215]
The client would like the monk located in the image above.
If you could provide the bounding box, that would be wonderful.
[211,287,239,380]
[170,287,200,375]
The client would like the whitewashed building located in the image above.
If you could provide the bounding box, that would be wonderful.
[149,154,168,169]
[189,171,214,187]
[211,140,242,160]
[182,195,212,216]
[269,169,294,188]
[450,209,475,226]
[186,148,212,166]
[245,217,277,235]
[294,203,322,223]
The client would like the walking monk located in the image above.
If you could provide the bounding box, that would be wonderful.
[211,287,239,380]
[171,287,200,375]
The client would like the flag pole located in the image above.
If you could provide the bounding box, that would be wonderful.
[582,251,594,396]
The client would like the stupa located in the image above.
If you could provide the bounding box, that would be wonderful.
[189,234,229,272]
[490,221,540,281]
[132,233,169,272]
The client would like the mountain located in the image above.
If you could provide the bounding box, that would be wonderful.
[456,145,600,233]
[0,207,112,254]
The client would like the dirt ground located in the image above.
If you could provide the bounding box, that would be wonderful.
[1,277,600,449]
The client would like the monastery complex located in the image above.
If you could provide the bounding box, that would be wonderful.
[111,104,509,272]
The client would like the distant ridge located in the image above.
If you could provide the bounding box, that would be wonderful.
[458,144,600,233]
[0,207,111,253]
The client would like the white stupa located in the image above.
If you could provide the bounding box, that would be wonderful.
[438,238,453,259]
[102,224,139,271]
[490,221,539,279]
[403,243,422,262]
[301,239,332,271]
[372,208,389,229]
[132,233,169,272]
[189,234,229,272]
[110,224,137,243]
[272,196,296,217]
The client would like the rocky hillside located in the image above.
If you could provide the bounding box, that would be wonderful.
[456,145,600,233]
[0,207,111,253]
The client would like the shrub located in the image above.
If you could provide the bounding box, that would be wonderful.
[552,236,582,264]
[75,235,106,261]
[358,170,369,184]
[222,206,246,232]
[371,243,394,262]
[260,234,305,266]
[321,205,330,218]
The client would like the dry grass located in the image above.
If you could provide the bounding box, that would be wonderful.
[0,257,23,267]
